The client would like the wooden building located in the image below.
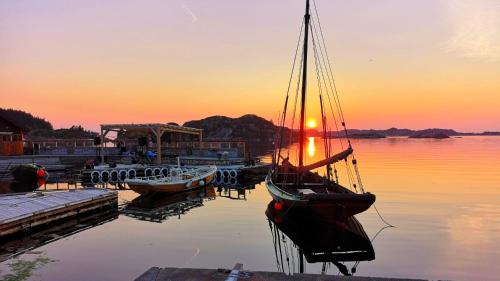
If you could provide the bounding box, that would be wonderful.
[0,115,25,156]
[100,123,203,164]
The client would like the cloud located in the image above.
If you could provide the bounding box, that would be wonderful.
[444,0,500,62]
[182,4,198,23]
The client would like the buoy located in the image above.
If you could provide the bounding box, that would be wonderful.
[101,171,110,183]
[36,169,46,178]
[161,168,169,177]
[119,170,127,181]
[222,170,230,178]
[199,180,205,186]
[222,176,229,184]
[110,170,118,182]
[229,169,237,178]
[128,169,136,179]
[144,168,153,177]
[229,177,237,185]
[91,171,100,184]
[153,168,161,176]
[274,201,284,211]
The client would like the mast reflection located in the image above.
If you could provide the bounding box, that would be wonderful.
[266,201,375,275]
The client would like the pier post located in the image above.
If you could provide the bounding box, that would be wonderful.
[100,127,105,164]
[150,127,165,165]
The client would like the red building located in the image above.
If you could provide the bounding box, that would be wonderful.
[0,115,26,156]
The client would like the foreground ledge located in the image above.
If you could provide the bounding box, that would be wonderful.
[135,266,429,281]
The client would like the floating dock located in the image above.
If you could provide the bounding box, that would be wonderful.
[0,189,117,237]
[80,162,270,186]
[135,266,428,281]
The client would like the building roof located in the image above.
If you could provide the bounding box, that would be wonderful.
[101,123,202,135]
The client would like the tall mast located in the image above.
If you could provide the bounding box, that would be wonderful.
[298,0,310,171]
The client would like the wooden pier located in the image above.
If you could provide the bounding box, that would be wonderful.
[135,266,428,281]
[0,189,117,237]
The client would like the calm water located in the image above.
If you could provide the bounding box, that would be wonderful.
[1,136,499,281]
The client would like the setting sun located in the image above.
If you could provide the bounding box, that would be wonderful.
[306,119,317,128]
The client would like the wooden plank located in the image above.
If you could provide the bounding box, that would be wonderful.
[225,263,243,281]
[0,189,117,237]
[134,267,429,281]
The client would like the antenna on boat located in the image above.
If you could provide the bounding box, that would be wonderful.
[298,0,311,185]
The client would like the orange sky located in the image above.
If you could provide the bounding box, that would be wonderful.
[1,0,499,132]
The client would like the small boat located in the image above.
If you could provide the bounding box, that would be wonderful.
[125,165,217,194]
[266,0,375,221]
[9,163,49,183]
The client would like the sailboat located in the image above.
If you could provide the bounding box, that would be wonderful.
[265,0,375,221]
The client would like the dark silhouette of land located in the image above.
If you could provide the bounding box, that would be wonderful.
[2,108,499,141]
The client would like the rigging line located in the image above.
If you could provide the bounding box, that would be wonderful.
[310,22,334,161]
[275,224,286,272]
[281,234,291,275]
[309,17,346,152]
[273,107,285,164]
[277,18,305,163]
[312,0,347,123]
[281,51,303,186]
[290,52,303,147]
[371,224,393,243]
[310,3,352,145]
[310,16,360,191]
[268,219,282,271]
[343,158,355,191]
[310,14,343,124]
[310,18,346,148]
[310,23,332,174]
[373,204,395,227]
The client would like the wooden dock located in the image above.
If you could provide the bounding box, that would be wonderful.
[135,266,428,281]
[0,189,117,237]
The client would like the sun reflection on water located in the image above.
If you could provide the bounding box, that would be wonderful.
[307,137,316,157]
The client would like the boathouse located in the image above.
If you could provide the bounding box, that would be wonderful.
[0,114,26,156]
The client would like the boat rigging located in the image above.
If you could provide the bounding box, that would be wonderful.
[266,0,375,221]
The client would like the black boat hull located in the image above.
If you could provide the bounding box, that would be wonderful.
[265,173,375,221]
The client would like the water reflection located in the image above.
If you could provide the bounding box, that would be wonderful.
[122,187,216,222]
[0,207,118,262]
[214,177,262,200]
[307,137,316,157]
[0,180,43,194]
[266,201,374,275]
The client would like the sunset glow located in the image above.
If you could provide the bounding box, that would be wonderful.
[0,0,499,132]
[306,119,317,129]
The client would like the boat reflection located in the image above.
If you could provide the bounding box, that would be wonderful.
[0,180,44,194]
[122,187,216,222]
[266,201,375,275]
[214,177,263,200]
